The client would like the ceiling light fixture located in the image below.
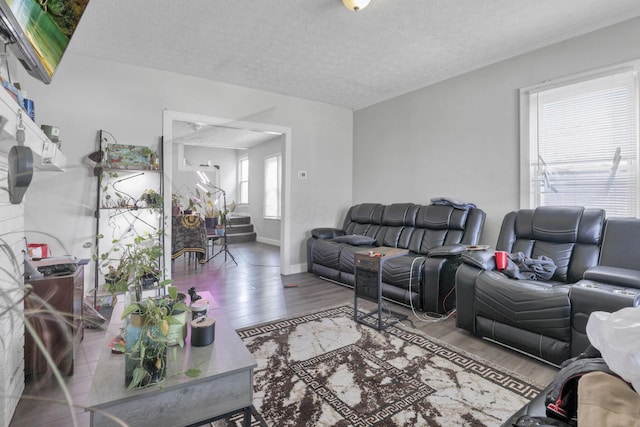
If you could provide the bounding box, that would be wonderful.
[342,0,370,12]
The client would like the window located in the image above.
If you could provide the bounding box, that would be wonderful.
[238,157,249,204]
[520,65,639,217]
[264,154,281,219]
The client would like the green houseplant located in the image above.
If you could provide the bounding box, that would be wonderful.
[118,286,191,389]
[95,231,169,300]
[141,189,163,209]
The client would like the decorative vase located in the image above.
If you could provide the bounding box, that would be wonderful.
[124,313,167,388]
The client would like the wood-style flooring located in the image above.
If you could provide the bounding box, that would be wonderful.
[10,242,557,426]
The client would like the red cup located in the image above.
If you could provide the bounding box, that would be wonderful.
[495,251,508,270]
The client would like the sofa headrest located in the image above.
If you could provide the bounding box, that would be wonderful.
[532,206,584,242]
[415,205,468,230]
[600,217,640,269]
[381,203,415,226]
[577,208,605,244]
[350,203,383,224]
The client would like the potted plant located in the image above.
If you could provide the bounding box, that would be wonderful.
[203,194,219,233]
[141,189,162,209]
[171,193,183,216]
[119,286,189,389]
[183,195,201,215]
[103,262,128,295]
[215,208,230,236]
[95,231,169,302]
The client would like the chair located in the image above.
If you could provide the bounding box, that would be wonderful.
[455,206,605,365]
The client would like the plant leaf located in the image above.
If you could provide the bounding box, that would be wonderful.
[165,315,181,325]
[185,368,201,377]
[172,302,189,312]
[121,303,141,319]
[128,367,148,390]
[160,320,170,336]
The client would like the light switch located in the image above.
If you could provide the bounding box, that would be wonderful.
[298,170,308,180]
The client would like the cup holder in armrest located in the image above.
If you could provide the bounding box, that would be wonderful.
[612,289,638,296]
[578,283,599,288]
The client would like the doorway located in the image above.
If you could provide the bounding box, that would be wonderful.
[162,110,292,278]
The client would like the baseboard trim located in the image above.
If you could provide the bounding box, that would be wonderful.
[283,263,307,275]
[256,236,280,246]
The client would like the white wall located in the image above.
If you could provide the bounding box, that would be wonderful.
[354,17,640,245]
[0,170,26,427]
[19,53,353,288]
[172,144,238,211]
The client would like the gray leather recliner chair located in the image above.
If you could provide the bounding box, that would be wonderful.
[456,206,605,366]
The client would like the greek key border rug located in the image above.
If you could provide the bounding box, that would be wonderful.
[234,305,541,427]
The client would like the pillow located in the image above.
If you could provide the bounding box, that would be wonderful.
[331,234,377,246]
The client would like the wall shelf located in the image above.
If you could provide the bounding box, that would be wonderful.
[0,86,67,171]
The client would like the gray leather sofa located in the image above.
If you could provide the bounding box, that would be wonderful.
[307,202,485,313]
[456,207,640,366]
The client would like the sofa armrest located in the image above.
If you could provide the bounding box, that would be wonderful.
[461,250,496,271]
[310,227,346,240]
[427,244,466,258]
[569,281,640,357]
[583,266,640,289]
[455,263,482,332]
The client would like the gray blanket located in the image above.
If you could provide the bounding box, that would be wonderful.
[503,252,557,281]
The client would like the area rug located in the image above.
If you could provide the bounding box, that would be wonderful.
[235,305,543,427]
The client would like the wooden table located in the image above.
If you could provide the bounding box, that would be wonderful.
[86,292,256,426]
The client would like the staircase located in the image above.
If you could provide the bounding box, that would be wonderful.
[225,215,257,244]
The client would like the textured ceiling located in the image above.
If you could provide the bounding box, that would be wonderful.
[69,0,640,110]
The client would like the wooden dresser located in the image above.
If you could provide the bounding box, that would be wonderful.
[24,266,85,377]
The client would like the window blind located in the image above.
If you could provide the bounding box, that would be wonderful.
[527,69,639,216]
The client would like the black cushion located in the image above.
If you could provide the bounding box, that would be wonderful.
[311,228,345,239]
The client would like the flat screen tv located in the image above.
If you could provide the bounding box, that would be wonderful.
[0,0,90,84]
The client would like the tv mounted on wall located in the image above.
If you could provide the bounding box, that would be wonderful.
[0,0,90,84]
